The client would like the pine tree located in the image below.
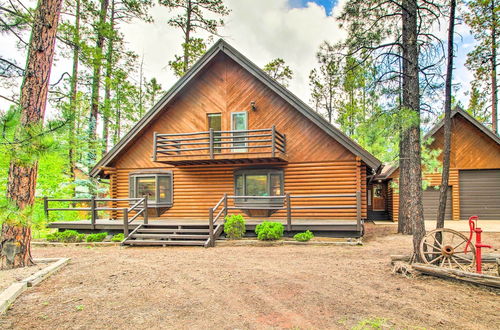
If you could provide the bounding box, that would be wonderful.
[263,58,293,87]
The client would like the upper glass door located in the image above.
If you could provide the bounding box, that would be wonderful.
[231,112,248,152]
[208,113,222,153]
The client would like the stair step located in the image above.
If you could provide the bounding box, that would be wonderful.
[132,234,209,240]
[138,228,210,234]
[124,239,206,246]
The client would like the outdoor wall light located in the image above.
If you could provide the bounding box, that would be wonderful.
[250,101,257,111]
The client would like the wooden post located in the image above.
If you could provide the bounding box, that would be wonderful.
[283,134,287,154]
[43,197,49,218]
[90,196,96,230]
[286,193,291,232]
[153,132,158,161]
[223,193,228,219]
[209,128,214,159]
[271,125,276,157]
[209,208,214,247]
[123,208,129,237]
[356,191,362,232]
[143,195,149,225]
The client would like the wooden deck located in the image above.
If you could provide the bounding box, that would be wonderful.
[48,218,364,237]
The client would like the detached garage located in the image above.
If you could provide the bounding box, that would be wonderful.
[383,108,500,221]
[423,188,453,221]
[459,170,500,220]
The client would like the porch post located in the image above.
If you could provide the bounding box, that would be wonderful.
[43,197,49,218]
[90,196,96,230]
[209,208,214,247]
[143,195,149,225]
[209,128,214,159]
[271,125,276,158]
[123,208,129,237]
[223,193,228,219]
[356,191,362,232]
[286,193,291,232]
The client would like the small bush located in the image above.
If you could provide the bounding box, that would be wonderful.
[111,233,125,242]
[46,230,85,243]
[255,221,284,240]
[85,232,108,242]
[224,214,246,239]
[293,230,314,242]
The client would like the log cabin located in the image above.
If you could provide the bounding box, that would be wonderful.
[373,108,500,222]
[47,39,382,246]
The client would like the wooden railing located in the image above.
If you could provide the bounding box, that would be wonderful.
[153,126,286,161]
[43,196,149,236]
[208,192,362,245]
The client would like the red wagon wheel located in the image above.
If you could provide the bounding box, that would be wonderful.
[419,228,476,271]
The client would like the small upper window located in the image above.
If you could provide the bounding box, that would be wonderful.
[129,170,173,207]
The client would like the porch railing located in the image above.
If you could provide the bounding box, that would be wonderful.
[207,192,362,246]
[43,196,149,236]
[153,126,286,161]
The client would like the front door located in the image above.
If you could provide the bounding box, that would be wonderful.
[372,184,385,211]
[231,112,248,152]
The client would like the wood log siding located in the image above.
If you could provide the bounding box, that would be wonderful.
[110,160,367,220]
[389,114,500,221]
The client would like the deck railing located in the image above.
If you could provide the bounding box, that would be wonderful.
[208,192,362,245]
[153,126,286,161]
[43,196,149,235]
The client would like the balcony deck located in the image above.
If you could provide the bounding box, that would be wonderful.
[153,127,287,165]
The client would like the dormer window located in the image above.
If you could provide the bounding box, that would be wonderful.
[129,170,173,207]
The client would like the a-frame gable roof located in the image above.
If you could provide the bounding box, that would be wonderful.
[383,107,500,179]
[90,39,382,177]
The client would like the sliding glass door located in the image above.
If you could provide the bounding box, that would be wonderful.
[231,112,247,152]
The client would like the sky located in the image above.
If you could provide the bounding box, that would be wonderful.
[0,0,478,120]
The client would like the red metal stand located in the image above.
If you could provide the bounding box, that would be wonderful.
[465,216,492,274]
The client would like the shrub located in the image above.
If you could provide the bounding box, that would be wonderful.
[224,214,246,239]
[85,232,108,242]
[111,233,125,242]
[255,221,284,240]
[46,230,85,243]
[293,230,314,242]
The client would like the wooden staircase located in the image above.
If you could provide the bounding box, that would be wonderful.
[122,223,223,247]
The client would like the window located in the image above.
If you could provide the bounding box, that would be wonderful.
[129,170,173,207]
[231,112,248,152]
[234,168,284,205]
[207,113,222,154]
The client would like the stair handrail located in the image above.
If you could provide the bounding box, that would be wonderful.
[208,193,228,246]
[122,195,149,236]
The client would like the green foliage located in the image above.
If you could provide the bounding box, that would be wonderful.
[224,214,246,239]
[111,233,125,242]
[85,232,108,242]
[293,230,314,242]
[255,221,284,241]
[46,230,85,243]
[159,0,230,76]
[352,317,387,330]
[263,58,293,87]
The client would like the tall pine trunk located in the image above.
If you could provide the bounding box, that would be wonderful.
[69,0,81,197]
[437,0,456,229]
[102,0,115,155]
[491,0,498,135]
[400,0,426,260]
[183,0,192,74]
[2,0,63,269]
[88,0,109,165]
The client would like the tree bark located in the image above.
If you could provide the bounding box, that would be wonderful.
[102,0,115,155]
[400,0,425,260]
[69,0,81,198]
[491,0,498,135]
[183,0,192,74]
[2,0,63,269]
[88,0,109,164]
[437,0,456,229]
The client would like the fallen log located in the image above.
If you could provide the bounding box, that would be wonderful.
[412,264,500,289]
[391,254,500,264]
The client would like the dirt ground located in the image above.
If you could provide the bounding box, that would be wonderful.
[0,263,49,291]
[1,229,499,330]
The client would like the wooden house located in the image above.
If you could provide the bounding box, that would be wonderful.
[374,108,500,222]
[46,40,384,245]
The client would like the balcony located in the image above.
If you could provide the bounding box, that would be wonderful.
[153,126,287,165]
